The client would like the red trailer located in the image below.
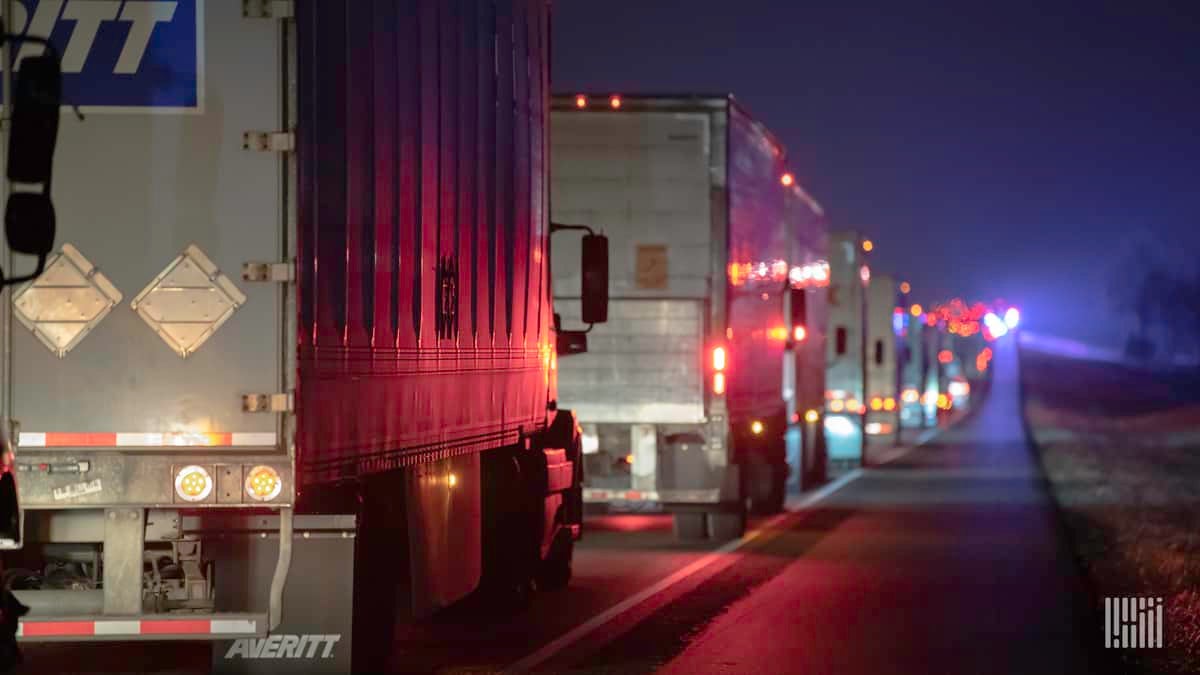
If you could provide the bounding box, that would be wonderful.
[2,2,600,673]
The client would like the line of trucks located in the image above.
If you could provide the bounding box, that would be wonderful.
[0,1,993,673]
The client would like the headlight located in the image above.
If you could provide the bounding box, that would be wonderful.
[175,465,213,502]
[244,465,282,502]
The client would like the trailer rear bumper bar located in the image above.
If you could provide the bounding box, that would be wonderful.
[583,488,721,504]
[17,613,265,642]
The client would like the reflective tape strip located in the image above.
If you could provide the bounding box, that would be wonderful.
[232,432,278,446]
[141,619,211,635]
[18,621,95,637]
[94,621,140,636]
[19,432,278,448]
[211,619,259,635]
[583,488,660,502]
[18,617,260,638]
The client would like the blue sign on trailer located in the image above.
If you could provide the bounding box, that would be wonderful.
[3,0,202,111]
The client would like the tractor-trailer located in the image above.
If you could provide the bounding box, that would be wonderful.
[550,94,829,538]
[864,273,899,447]
[1,2,596,673]
[823,231,870,472]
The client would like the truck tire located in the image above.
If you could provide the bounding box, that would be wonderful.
[673,512,707,540]
[534,529,574,591]
[708,510,746,541]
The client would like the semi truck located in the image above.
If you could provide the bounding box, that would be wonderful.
[823,231,869,472]
[549,94,829,539]
[864,273,899,447]
[0,1,599,673]
[898,303,934,429]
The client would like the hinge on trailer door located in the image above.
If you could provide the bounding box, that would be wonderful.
[242,0,294,19]
[242,131,295,153]
[242,261,295,283]
[243,392,295,414]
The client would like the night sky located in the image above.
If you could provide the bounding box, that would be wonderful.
[553,0,1200,348]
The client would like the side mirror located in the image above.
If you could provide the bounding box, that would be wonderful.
[580,234,608,324]
[1,46,62,287]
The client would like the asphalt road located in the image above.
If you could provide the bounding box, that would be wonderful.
[17,337,1104,674]
[523,337,1105,674]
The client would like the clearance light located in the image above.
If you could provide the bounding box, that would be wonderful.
[900,282,911,294]
[862,240,874,253]
[938,350,953,365]
[883,397,896,411]
[910,304,923,317]
[713,372,726,395]
[829,399,845,413]
[768,326,789,341]
[175,465,212,503]
[245,465,282,502]
[781,173,795,187]
[859,265,871,284]
[712,346,727,372]
[751,420,764,435]
[902,389,919,404]
[574,94,588,109]
[609,95,622,109]
[870,397,883,411]
[447,473,459,488]
[793,326,807,342]
[846,398,860,414]
[624,454,634,465]
[804,409,819,424]
[937,393,951,410]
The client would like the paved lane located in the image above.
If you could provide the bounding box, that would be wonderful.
[535,337,1106,674]
[653,337,1104,675]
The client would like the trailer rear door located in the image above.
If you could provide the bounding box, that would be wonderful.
[3,1,287,462]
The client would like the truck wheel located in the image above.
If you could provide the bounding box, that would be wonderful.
[708,510,746,541]
[534,529,574,591]
[673,512,707,540]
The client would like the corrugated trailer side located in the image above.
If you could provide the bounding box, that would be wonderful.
[725,100,830,506]
[296,0,552,486]
[294,5,581,670]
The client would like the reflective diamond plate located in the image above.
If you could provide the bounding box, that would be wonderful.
[131,245,247,358]
[12,244,123,358]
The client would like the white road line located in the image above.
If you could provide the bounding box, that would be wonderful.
[506,469,864,673]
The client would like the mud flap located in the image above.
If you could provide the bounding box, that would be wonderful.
[209,515,356,675]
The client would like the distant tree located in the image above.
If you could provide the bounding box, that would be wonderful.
[1110,238,1200,363]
